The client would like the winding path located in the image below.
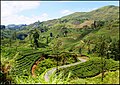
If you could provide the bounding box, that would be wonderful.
[44,57,88,82]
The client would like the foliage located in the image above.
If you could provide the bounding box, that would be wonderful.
[1,5,119,84]
[59,57,119,78]
[10,52,43,76]
[35,53,78,75]
[70,70,119,84]
[35,58,57,75]
[11,70,71,84]
[93,35,120,60]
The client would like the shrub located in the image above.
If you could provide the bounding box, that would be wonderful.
[59,57,119,78]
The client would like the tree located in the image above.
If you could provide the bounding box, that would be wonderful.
[12,31,17,40]
[55,24,69,37]
[33,31,39,49]
[29,30,34,45]
[46,36,49,44]
[94,35,119,61]
[98,36,106,82]
[95,35,109,82]
[108,39,120,60]
[29,29,40,49]
[50,33,53,37]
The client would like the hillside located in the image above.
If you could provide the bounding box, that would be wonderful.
[38,5,119,27]
[1,5,119,84]
[1,5,119,37]
[1,5,119,51]
[61,5,119,20]
[25,5,119,48]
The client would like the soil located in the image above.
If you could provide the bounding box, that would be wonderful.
[31,56,45,77]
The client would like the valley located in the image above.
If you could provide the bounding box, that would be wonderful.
[0,5,119,84]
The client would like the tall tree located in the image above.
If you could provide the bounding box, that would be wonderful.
[96,35,108,82]
[33,31,39,49]
[29,29,40,49]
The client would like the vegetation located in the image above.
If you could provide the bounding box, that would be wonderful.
[70,70,119,84]
[58,57,119,78]
[0,5,119,84]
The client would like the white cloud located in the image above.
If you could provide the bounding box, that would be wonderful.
[1,1,41,25]
[61,10,74,15]
[1,13,49,25]
[1,1,40,17]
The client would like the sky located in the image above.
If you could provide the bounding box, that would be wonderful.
[1,1,119,26]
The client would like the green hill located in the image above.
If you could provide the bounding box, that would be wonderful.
[23,5,118,30]
[1,5,119,55]
[61,5,119,20]
[1,5,119,84]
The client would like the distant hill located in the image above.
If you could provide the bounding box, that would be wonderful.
[25,5,119,30]
[1,5,119,49]
[23,5,119,52]
[61,5,119,21]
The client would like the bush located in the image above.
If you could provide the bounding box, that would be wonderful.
[60,57,119,78]
[35,58,57,75]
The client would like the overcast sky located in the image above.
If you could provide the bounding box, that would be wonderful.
[1,1,119,25]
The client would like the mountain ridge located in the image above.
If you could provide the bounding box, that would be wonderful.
[60,5,119,21]
[29,5,118,30]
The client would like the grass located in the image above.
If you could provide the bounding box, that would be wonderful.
[11,70,71,84]
[1,5,119,84]
[7,69,119,84]
[70,70,119,84]
[58,57,119,78]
